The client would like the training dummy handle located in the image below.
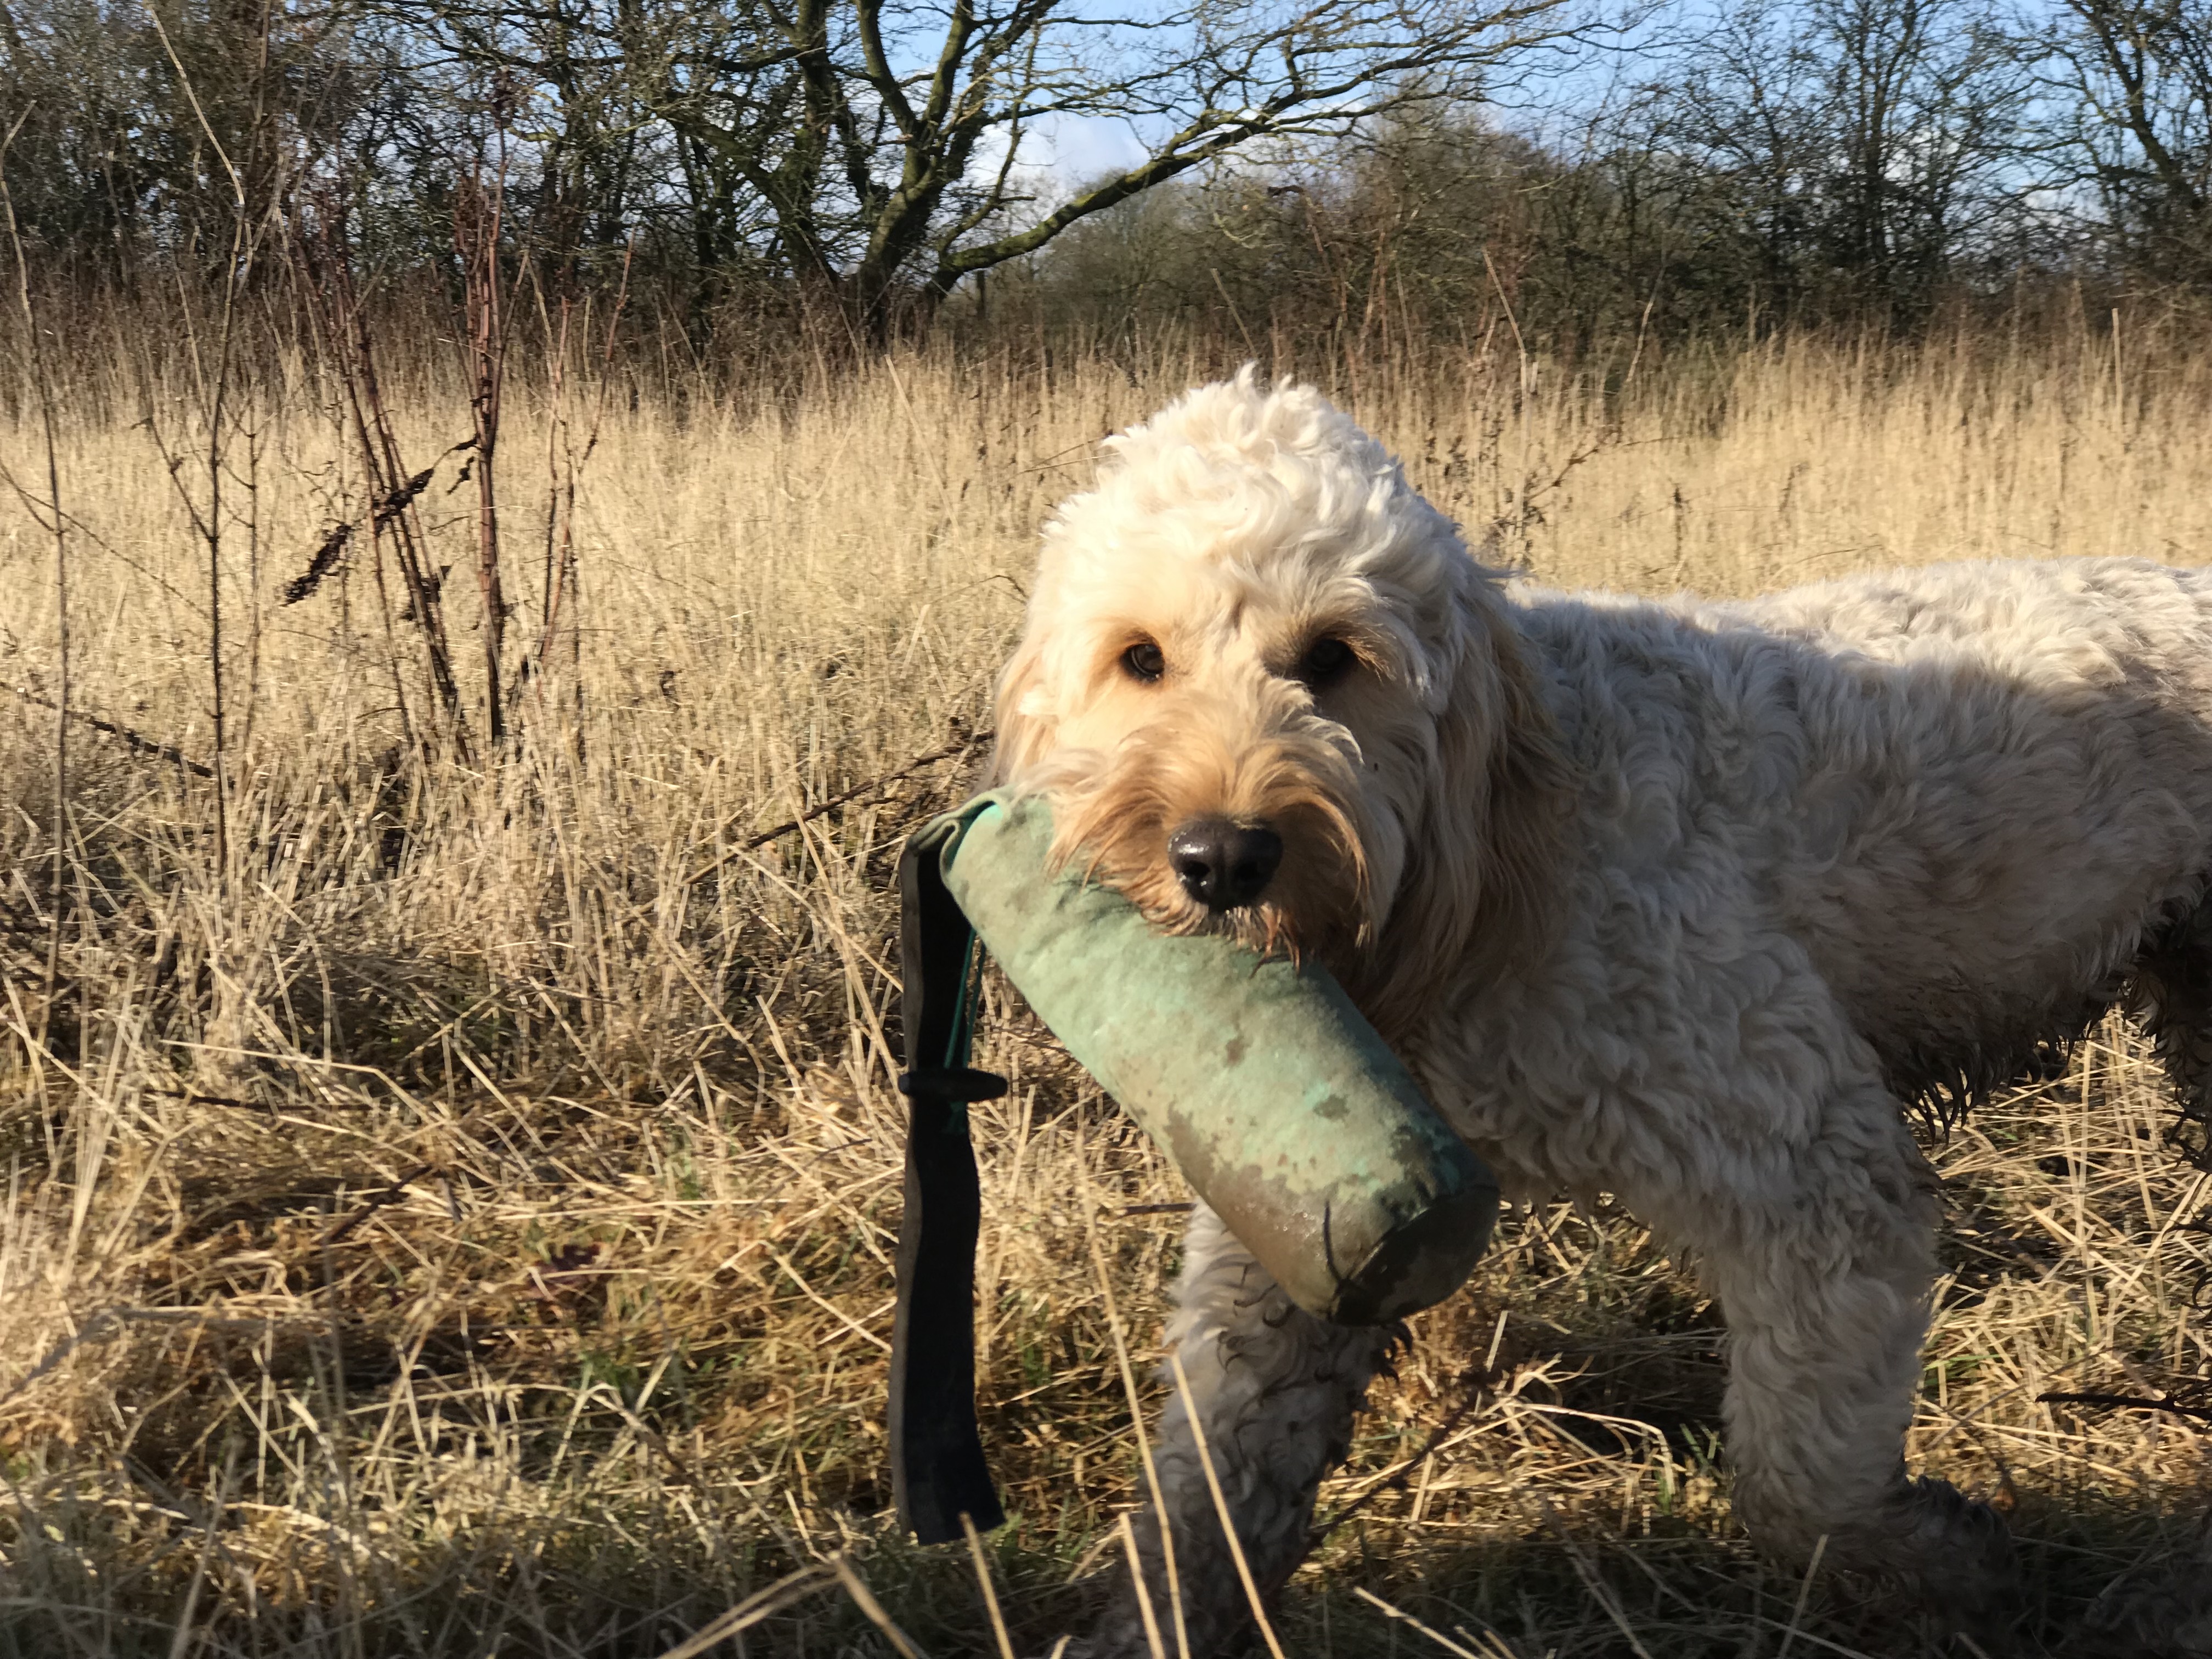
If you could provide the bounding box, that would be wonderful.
[886,826,1008,1545]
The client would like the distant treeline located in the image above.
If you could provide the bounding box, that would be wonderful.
[1,0,2209,356]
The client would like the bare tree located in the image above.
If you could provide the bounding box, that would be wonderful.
[1657,0,1836,305]
[1646,0,2026,317]
[395,0,1595,335]
[1816,0,2023,298]
[2038,0,2212,280]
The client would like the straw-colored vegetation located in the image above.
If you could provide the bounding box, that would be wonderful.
[3,317,2211,1657]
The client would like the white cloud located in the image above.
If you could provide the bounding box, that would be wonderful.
[969,111,1162,213]
[1026,114,1155,187]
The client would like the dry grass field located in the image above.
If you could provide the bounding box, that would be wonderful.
[3,312,2211,1657]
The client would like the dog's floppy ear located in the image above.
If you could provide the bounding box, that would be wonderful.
[1359,580,1575,1043]
[985,634,1054,788]
[1466,595,1578,961]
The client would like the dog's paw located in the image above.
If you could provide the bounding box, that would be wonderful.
[1860,1476,2021,1636]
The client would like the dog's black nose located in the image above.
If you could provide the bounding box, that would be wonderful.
[1168,819,1283,911]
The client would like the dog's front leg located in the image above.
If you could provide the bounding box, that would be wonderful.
[1091,1205,1393,1658]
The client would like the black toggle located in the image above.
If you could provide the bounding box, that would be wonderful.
[900,1066,1009,1103]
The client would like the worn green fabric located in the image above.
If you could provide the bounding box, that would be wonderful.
[912,791,1498,1324]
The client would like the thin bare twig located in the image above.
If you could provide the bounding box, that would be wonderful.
[1117,1511,1170,1659]
[1169,1350,1289,1659]
[1775,1534,1828,1659]
[1089,1223,1190,1659]
[1351,1587,1485,1659]
[319,1163,438,1246]
[145,0,266,871]
[1,110,70,1043]
[650,1562,838,1659]
[831,1555,929,1659]
[454,100,521,748]
[692,726,992,879]
[2039,1389,2212,1423]
[5,685,214,778]
[1311,1351,1499,1545]
[284,438,477,605]
[1533,1498,1656,1659]
[963,1513,1018,1659]
[290,202,470,744]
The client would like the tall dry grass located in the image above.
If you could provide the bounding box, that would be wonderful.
[1,315,2210,1657]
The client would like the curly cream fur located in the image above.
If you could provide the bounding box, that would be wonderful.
[993,371,2212,1652]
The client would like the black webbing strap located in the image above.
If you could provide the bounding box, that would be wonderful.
[888,835,1008,1543]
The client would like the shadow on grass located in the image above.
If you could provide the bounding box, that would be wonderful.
[0,1360,2204,1658]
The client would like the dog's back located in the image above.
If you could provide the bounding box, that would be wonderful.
[1510,556,2212,1113]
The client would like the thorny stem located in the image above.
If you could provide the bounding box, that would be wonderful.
[290,205,468,752]
[1,114,70,1051]
[460,115,514,747]
[527,235,633,761]
[147,0,275,873]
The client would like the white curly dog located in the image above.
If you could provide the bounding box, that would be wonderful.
[988,371,2212,1654]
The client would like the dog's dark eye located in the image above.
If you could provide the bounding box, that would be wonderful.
[1295,636,1355,687]
[1121,640,1166,683]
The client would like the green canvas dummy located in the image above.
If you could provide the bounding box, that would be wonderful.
[887,791,1499,1542]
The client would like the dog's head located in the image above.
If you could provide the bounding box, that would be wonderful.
[991,372,1570,1027]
